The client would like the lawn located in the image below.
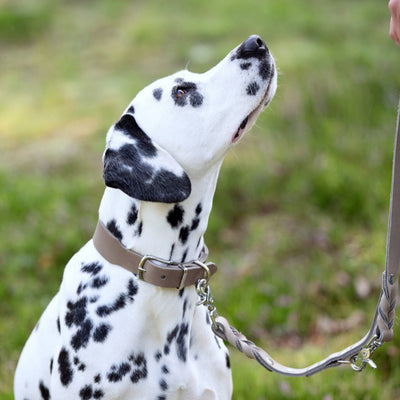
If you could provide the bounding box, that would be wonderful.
[1,0,400,399]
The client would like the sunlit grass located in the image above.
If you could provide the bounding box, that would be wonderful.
[1,0,400,398]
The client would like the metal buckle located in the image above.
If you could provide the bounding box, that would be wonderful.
[177,264,189,290]
[137,255,174,281]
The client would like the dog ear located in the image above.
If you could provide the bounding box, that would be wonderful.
[103,114,191,203]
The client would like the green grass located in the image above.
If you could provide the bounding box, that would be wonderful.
[2,0,400,398]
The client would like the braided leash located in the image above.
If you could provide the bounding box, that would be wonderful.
[196,99,400,376]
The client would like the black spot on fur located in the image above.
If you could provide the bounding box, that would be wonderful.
[127,278,139,299]
[77,283,86,295]
[103,144,191,203]
[91,276,109,289]
[153,88,163,101]
[182,298,188,318]
[107,362,131,382]
[179,226,189,244]
[49,358,53,374]
[152,170,191,202]
[176,323,189,362]
[195,203,202,215]
[190,218,200,231]
[71,318,93,351]
[39,381,50,400]
[96,279,137,317]
[107,220,123,241]
[79,385,93,400]
[181,249,188,263]
[94,374,101,383]
[190,91,203,107]
[169,244,175,260]
[97,294,126,317]
[93,323,112,343]
[167,325,179,344]
[159,379,168,391]
[114,115,157,158]
[68,298,88,324]
[240,62,252,70]
[136,221,143,236]
[81,262,102,276]
[129,353,148,384]
[163,345,170,356]
[226,353,231,369]
[154,351,162,362]
[78,363,86,372]
[57,317,61,333]
[246,81,260,96]
[166,204,184,228]
[259,60,272,81]
[161,365,169,374]
[93,389,104,399]
[107,363,131,382]
[127,204,138,225]
[90,296,99,303]
[178,288,185,298]
[65,297,88,328]
[127,105,135,114]
[58,347,73,386]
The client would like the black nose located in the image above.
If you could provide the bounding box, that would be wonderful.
[236,35,268,60]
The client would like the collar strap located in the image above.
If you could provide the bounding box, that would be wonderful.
[92,221,217,290]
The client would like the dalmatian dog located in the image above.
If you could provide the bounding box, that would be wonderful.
[14,35,277,400]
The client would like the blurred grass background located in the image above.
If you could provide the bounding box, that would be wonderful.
[1,0,400,398]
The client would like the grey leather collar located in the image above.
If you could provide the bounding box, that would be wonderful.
[92,220,217,290]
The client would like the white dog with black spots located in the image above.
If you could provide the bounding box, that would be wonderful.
[14,35,277,400]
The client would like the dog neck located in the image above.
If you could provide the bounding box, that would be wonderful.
[98,162,222,263]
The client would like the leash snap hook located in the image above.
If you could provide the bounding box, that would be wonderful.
[349,336,381,372]
[196,277,219,330]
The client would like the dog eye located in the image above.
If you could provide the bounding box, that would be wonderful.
[175,87,188,97]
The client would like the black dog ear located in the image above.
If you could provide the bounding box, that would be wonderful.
[103,114,191,203]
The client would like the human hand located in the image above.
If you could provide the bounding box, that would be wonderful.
[389,0,400,47]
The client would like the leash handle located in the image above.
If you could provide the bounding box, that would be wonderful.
[376,97,400,342]
[207,98,400,376]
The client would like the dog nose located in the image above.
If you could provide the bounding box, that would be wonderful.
[237,35,268,59]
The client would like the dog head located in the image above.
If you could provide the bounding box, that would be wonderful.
[103,35,277,203]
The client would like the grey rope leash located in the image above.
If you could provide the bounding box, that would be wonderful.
[197,99,400,377]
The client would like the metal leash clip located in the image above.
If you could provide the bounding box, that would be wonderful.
[195,261,219,330]
[347,336,382,372]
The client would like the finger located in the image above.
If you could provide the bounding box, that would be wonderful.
[390,17,400,47]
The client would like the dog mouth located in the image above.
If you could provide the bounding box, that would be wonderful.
[232,116,249,143]
[232,65,276,144]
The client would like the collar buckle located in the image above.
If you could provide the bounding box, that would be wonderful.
[138,254,174,281]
